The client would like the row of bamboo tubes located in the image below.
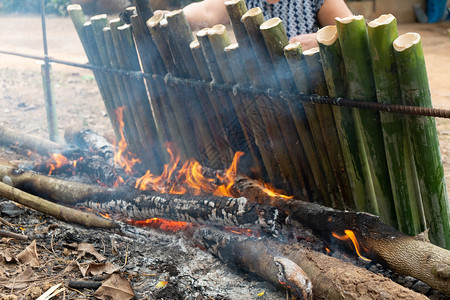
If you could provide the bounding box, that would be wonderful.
[67,0,449,249]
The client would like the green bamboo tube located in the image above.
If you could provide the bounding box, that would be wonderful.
[189,39,235,165]
[147,14,201,161]
[316,25,367,211]
[67,5,121,142]
[393,32,450,248]
[284,43,340,208]
[117,23,164,171]
[129,14,171,161]
[207,25,267,180]
[164,10,226,168]
[335,15,396,227]
[302,47,353,209]
[40,62,59,142]
[368,15,424,235]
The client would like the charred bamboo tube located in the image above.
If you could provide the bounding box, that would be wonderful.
[195,28,251,169]
[195,227,428,300]
[67,5,121,142]
[206,25,266,180]
[116,23,164,171]
[126,15,182,163]
[147,14,202,161]
[129,15,170,161]
[240,9,302,194]
[0,181,117,229]
[302,47,353,209]
[188,40,234,167]
[284,43,338,208]
[164,10,227,168]
[393,32,450,249]
[89,15,143,156]
[316,26,367,211]
[225,0,306,198]
[335,15,396,227]
[367,15,424,236]
[256,19,317,199]
[102,26,142,160]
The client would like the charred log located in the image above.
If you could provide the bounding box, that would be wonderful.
[194,227,427,299]
[229,173,450,295]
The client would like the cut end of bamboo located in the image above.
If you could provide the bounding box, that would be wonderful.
[90,14,108,22]
[368,14,396,28]
[189,40,200,49]
[103,27,111,33]
[224,43,239,52]
[209,24,227,35]
[109,18,121,26]
[67,4,82,11]
[302,47,320,56]
[242,7,262,20]
[166,9,183,18]
[260,17,282,30]
[147,12,164,28]
[196,27,211,37]
[317,25,338,46]
[284,42,302,52]
[393,32,421,52]
[335,15,364,24]
[225,0,242,5]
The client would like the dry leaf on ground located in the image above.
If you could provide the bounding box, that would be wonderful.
[93,273,134,300]
[17,240,39,267]
[2,265,35,290]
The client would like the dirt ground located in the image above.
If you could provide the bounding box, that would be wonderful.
[0,14,449,299]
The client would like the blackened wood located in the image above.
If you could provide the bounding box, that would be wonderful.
[80,187,279,232]
[64,128,114,163]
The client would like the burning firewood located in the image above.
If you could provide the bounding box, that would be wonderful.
[1,161,449,294]
[194,227,427,299]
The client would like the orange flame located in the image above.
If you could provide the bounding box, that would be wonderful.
[332,230,371,261]
[47,153,70,175]
[113,107,141,174]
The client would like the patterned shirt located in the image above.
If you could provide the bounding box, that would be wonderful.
[245,0,325,38]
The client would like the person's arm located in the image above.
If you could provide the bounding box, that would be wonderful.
[289,0,352,49]
[317,0,352,26]
[183,0,230,29]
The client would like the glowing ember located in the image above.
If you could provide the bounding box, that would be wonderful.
[332,230,371,261]
[225,227,260,237]
[128,218,192,232]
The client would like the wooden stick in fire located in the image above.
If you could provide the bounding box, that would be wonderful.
[0,161,448,294]
[194,227,428,300]
[0,180,117,229]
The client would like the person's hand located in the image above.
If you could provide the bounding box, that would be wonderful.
[289,33,318,50]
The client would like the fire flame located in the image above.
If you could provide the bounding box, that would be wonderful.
[113,107,141,175]
[128,218,192,232]
[332,230,371,261]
